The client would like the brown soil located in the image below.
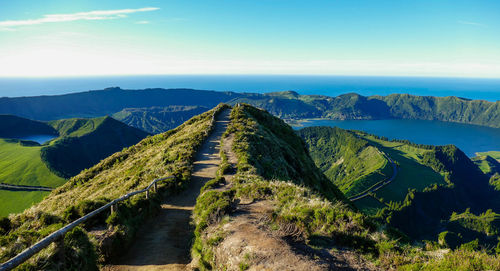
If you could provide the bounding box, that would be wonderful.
[210,200,378,271]
[101,109,231,271]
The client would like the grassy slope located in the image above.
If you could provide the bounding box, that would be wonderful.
[193,104,500,270]
[477,151,500,160]
[192,104,374,269]
[299,127,446,213]
[49,117,107,137]
[0,190,49,217]
[0,105,227,269]
[298,127,391,197]
[42,116,149,178]
[360,135,445,205]
[0,115,58,138]
[472,155,500,175]
[112,105,210,134]
[0,139,65,187]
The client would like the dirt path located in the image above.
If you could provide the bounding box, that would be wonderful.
[102,109,231,271]
[0,182,53,192]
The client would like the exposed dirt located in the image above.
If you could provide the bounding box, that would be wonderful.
[101,109,231,271]
[210,200,378,271]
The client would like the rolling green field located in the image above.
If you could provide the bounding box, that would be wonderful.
[0,190,49,217]
[472,155,500,175]
[476,151,500,160]
[298,127,392,197]
[358,135,446,209]
[0,139,65,187]
[0,139,64,217]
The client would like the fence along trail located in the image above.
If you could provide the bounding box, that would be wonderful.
[103,108,231,271]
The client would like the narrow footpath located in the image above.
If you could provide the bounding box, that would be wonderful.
[0,183,53,192]
[103,109,231,271]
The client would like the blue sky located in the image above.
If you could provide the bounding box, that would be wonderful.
[0,0,499,77]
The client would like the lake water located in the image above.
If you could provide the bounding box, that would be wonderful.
[1,75,499,101]
[16,135,57,144]
[295,119,500,157]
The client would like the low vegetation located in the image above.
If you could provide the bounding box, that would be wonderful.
[472,155,500,175]
[0,104,228,270]
[192,104,500,270]
[298,126,391,197]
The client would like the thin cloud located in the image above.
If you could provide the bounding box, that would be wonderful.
[458,20,486,27]
[135,20,150,24]
[0,7,159,28]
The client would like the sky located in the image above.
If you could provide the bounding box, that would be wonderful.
[0,0,499,78]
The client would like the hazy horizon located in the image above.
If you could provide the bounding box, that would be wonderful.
[1,74,499,101]
[1,1,500,78]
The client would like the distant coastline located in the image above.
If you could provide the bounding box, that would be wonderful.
[1,75,500,101]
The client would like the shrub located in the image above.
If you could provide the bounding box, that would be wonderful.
[0,217,11,235]
[438,231,462,249]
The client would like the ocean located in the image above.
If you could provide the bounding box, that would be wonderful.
[0,75,499,101]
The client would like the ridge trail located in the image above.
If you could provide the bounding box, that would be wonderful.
[103,108,231,271]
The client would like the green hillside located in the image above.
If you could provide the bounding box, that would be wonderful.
[235,92,500,128]
[0,139,65,188]
[0,116,149,217]
[0,88,239,120]
[193,104,500,270]
[298,126,500,250]
[0,139,65,217]
[0,105,227,270]
[298,127,446,212]
[112,105,209,133]
[477,151,500,160]
[0,190,49,217]
[0,115,57,138]
[42,116,149,178]
[298,127,391,197]
[472,155,500,175]
[1,88,499,129]
[0,104,498,270]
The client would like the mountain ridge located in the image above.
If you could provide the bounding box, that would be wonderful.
[1,87,499,128]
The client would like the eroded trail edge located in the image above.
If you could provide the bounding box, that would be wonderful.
[103,109,230,271]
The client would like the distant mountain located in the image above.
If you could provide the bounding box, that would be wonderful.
[1,87,499,128]
[0,87,240,120]
[0,115,58,138]
[42,116,149,178]
[235,92,500,128]
[112,105,209,133]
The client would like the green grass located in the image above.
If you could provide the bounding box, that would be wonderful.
[0,139,65,188]
[476,151,500,161]
[0,104,228,269]
[298,127,391,197]
[354,196,386,216]
[0,190,49,217]
[359,135,446,204]
[48,117,107,137]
